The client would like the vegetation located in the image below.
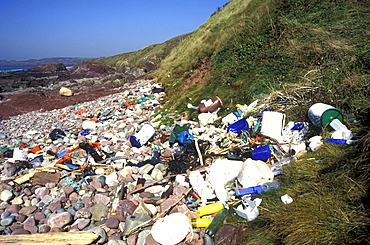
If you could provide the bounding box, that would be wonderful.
[97,0,370,243]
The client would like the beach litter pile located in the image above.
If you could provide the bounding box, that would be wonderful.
[0,79,356,244]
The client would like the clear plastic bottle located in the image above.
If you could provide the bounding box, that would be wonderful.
[262,182,281,192]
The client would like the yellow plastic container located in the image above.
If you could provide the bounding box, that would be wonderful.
[195,202,224,217]
[192,218,212,228]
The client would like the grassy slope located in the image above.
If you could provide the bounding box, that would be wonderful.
[99,0,369,243]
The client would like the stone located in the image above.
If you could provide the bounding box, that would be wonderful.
[2,162,17,177]
[90,180,102,190]
[90,203,109,221]
[11,197,23,205]
[137,230,151,245]
[1,211,10,219]
[26,225,38,234]
[63,186,74,196]
[214,224,237,244]
[59,87,73,96]
[75,207,92,219]
[74,202,84,211]
[5,204,21,213]
[106,172,118,187]
[45,182,56,189]
[1,216,15,226]
[40,195,52,205]
[0,183,13,191]
[19,205,38,216]
[23,188,32,196]
[116,200,137,221]
[23,216,36,230]
[11,228,30,235]
[38,224,51,233]
[48,201,62,212]
[31,198,39,206]
[0,189,13,202]
[108,240,127,245]
[47,212,73,228]
[77,218,90,230]
[94,193,110,205]
[15,214,27,222]
[34,211,46,221]
[90,226,107,244]
[35,187,49,198]
[97,175,106,186]
[145,234,160,245]
[69,192,79,200]
[105,216,120,229]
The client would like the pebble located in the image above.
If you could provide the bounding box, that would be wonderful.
[90,226,107,244]
[1,216,15,226]
[47,212,73,228]
[0,190,13,202]
[94,194,110,206]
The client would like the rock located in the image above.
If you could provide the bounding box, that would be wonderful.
[63,186,74,196]
[69,192,79,200]
[19,205,38,216]
[145,234,160,245]
[26,225,38,234]
[73,202,84,211]
[214,224,237,244]
[106,172,118,187]
[75,207,92,219]
[35,187,49,198]
[47,212,73,228]
[23,188,32,196]
[77,218,90,230]
[31,197,39,206]
[0,189,13,202]
[97,175,106,186]
[137,230,151,245]
[48,201,62,212]
[15,213,27,222]
[34,211,46,221]
[108,240,127,245]
[11,228,30,235]
[90,226,107,244]
[1,211,10,219]
[23,216,36,230]
[105,216,120,229]
[59,87,73,97]
[1,215,15,226]
[116,200,137,221]
[94,193,110,205]
[5,204,21,214]
[11,197,23,205]
[38,224,51,233]
[2,162,17,177]
[90,203,109,221]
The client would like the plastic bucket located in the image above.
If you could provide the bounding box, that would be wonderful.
[130,124,155,148]
[308,103,343,128]
[260,111,286,139]
[198,96,222,113]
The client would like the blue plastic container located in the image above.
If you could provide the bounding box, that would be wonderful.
[227,118,249,134]
[252,145,271,160]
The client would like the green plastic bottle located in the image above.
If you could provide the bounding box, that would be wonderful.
[205,208,229,238]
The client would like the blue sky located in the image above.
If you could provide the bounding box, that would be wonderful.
[0,0,229,60]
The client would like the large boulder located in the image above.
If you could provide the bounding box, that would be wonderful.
[29,63,67,72]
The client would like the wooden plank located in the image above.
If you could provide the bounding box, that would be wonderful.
[0,231,99,244]
[31,171,60,185]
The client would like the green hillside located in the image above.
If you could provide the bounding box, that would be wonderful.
[100,0,370,243]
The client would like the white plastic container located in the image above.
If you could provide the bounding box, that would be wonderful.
[260,111,286,140]
[129,124,155,148]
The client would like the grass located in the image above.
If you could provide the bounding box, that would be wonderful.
[95,0,370,243]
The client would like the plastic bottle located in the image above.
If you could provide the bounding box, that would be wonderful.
[325,139,359,144]
[195,202,224,217]
[192,218,212,228]
[205,208,228,238]
[235,182,281,197]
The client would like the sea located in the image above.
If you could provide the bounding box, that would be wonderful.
[0,67,30,72]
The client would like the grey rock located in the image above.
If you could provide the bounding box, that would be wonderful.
[137,229,151,245]
[2,162,17,177]
[1,215,15,226]
[89,203,108,221]
[1,211,10,219]
[94,193,110,205]
[90,226,107,244]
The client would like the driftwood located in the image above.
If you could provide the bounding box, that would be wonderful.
[0,231,99,245]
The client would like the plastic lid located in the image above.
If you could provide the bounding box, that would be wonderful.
[321,108,343,128]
